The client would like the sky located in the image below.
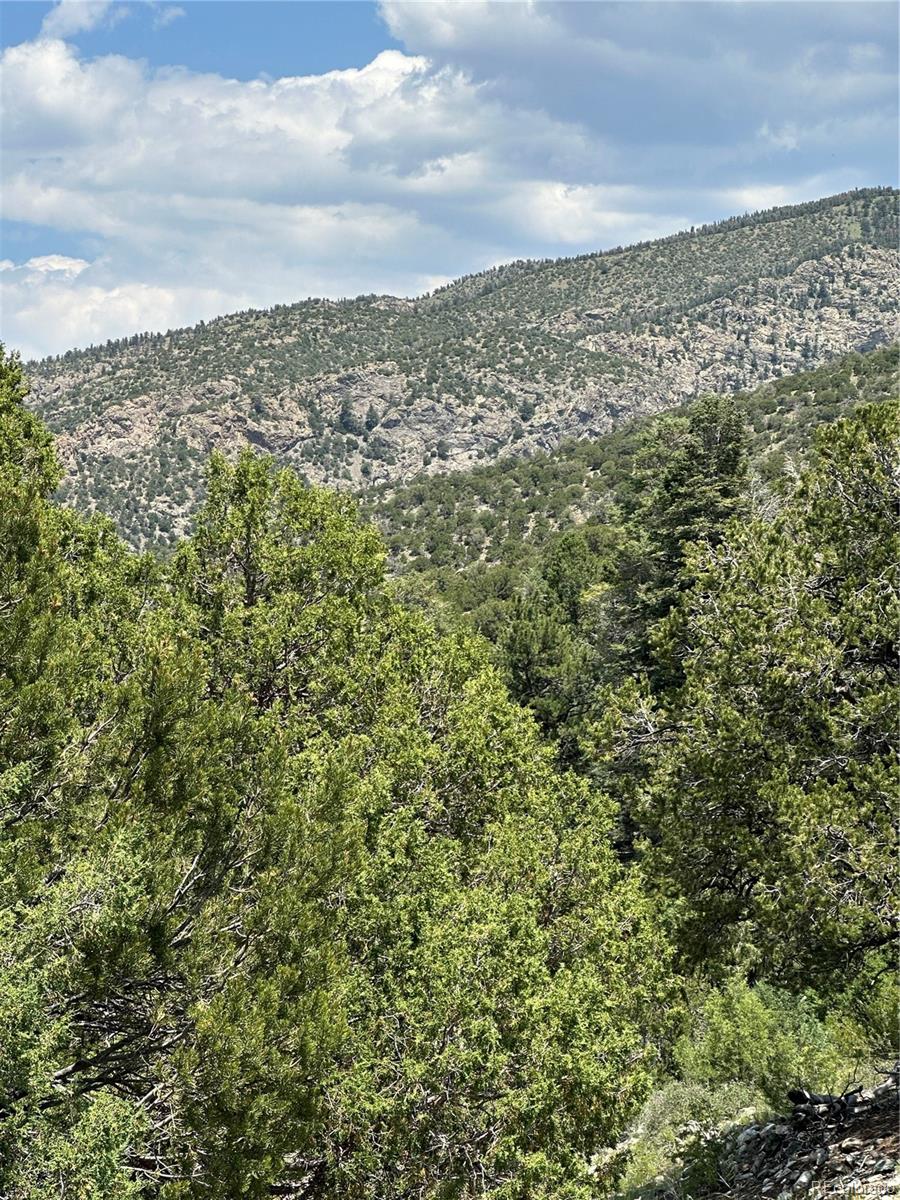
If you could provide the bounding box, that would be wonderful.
[1,0,897,361]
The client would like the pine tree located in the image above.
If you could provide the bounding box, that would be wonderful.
[0,350,677,1197]
[637,401,899,989]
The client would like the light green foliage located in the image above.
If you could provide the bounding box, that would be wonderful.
[2,328,897,1195]
[0,347,676,1197]
[611,977,876,1198]
[0,417,345,1191]
[7,1092,149,1200]
[675,979,870,1105]
[614,1079,766,1199]
[331,754,674,1196]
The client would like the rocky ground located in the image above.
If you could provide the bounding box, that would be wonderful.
[659,1070,899,1200]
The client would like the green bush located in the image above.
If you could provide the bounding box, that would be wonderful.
[615,972,888,1199]
[676,978,871,1105]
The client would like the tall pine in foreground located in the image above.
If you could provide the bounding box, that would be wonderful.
[616,401,898,1003]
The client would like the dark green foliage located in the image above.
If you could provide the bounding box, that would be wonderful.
[378,347,895,764]
[498,591,585,736]
[630,400,899,989]
[373,347,899,999]
[1,325,897,1195]
[590,392,749,688]
[365,344,898,579]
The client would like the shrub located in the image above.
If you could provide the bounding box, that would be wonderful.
[675,978,871,1105]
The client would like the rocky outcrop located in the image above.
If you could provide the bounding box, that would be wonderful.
[22,189,900,549]
[654,1070,899,1200]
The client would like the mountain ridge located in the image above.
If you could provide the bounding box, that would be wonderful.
[24,186,899,549]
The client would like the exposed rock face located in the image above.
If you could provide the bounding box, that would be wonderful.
[23,188,900,549]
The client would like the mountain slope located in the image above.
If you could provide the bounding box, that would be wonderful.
[361,344,900,575]
[25,187,899,549]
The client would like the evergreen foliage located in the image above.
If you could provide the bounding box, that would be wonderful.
[1,335,896,1195]
[632,399,899,989]
[0,347,675,1198]
[365,344,898,577]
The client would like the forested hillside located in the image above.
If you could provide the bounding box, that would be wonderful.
[25,187,899,549]
[363,345,899,573]
[1,338,897,1198]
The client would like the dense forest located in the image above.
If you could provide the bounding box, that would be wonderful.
[1,341,897,1199]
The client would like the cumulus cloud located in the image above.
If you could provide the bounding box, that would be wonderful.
[491,183,689,246]
[380,1,898,178]
[1,267,237,363]
[1,35,659,357]
[0,2,896,358]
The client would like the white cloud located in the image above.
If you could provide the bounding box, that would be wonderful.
[21,254,91,277]
[153,5,184,29]
[1,271,237,362]
[759,122,800,153]
[0,3,895,359]
[712,174,863,215]
[2,36,657,357]
[494,183,688,246]
[40,1,126,40]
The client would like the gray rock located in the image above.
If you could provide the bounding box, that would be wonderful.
[29,230,900,555]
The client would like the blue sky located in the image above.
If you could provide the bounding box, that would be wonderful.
[1,2,401,77]
[1,0,897,359]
